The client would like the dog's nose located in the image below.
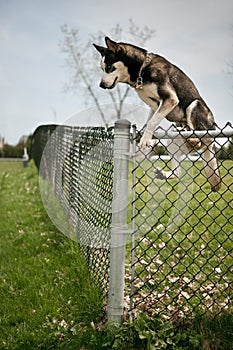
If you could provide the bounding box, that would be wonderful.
[99,81,107,89]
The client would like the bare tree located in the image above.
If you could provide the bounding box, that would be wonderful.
[60,19,155,126]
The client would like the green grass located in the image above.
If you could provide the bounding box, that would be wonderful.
[0,160,232,349]
[0,162,103,349]
[129,158,233,319]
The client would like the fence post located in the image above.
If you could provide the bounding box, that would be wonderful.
[108,119,131,324]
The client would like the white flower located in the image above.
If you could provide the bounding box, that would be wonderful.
[59,319,68,330]
[215,267,221,274]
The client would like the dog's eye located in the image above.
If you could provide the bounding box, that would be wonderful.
[105,64,115,73]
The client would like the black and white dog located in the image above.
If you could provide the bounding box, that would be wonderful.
[94,37,221,191]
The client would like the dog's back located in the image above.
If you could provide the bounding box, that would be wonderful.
[142,54,215,130]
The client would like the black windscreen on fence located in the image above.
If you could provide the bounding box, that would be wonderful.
[32,122,233,323]
[32,124,114,295]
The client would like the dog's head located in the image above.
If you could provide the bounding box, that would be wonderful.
[93,37,130,89]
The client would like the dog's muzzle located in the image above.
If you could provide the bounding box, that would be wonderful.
[99,81,108,89]
[99,77,118,90]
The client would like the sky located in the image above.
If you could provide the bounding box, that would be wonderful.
[0,0,233,145]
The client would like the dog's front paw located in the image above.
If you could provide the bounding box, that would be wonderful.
[154,167,166,180]
[139,129,153,149]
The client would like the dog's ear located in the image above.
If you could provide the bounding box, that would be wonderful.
[93,44,108,57]
[105,37,119,52]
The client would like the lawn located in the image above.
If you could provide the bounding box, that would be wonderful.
[129,158,233,320]
[0,159,232,349]
[0,162,103,349]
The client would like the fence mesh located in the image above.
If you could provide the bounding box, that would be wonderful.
[32,123,233,322]
[32,124,114,295]
[129,124,233,321]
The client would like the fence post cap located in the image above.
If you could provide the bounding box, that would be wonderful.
[114,119,131,129]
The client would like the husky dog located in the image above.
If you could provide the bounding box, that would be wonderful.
[93,37,221,191]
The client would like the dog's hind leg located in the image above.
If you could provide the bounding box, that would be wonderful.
[201,139,221,192]
[185,100,221,191]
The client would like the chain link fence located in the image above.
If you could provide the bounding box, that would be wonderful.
[32,122,233,324]
[129,124,233,322]
[32,124,114,295]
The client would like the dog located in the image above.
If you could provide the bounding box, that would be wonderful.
[93,37,221,191]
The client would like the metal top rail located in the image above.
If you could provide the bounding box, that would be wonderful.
[152,128,233,140]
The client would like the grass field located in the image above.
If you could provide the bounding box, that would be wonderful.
[0,160,232,349]
[129,158,233,319]
[0,162,103,349]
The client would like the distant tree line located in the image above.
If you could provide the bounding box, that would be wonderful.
[0,136,32,158]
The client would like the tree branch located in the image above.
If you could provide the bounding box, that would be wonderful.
[80,71,108,127]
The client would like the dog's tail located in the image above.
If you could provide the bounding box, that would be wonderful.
[201,139,221,192]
